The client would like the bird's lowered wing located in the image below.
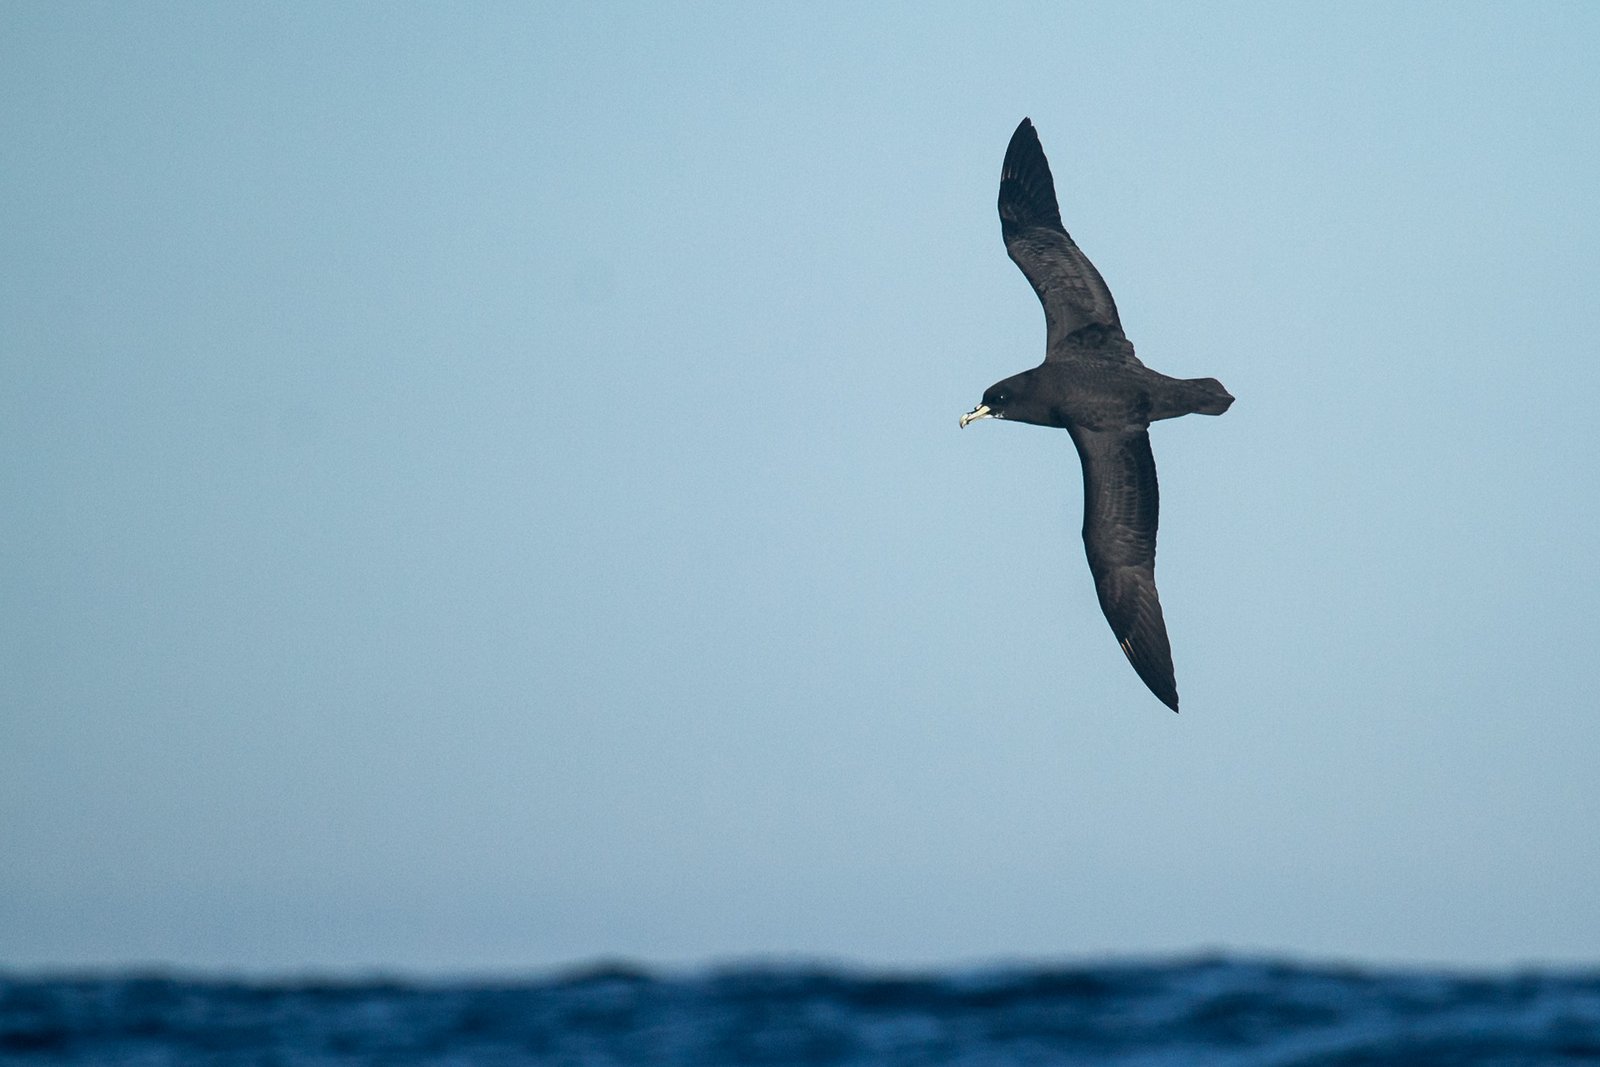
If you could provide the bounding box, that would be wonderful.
[1066,423,1179,711]
[998,119,1125,355]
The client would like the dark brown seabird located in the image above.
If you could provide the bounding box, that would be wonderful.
[961,118,1233,713]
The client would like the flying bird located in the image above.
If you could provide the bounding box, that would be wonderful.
[961,118,1233,712]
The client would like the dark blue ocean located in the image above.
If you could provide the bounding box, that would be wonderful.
[5,957,1600,1066]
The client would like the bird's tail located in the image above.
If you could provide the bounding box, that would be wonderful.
[1183,377,1234,416]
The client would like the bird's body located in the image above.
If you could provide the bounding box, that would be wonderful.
[962,118,1232,713]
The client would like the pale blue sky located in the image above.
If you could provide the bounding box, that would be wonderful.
[4,2,1599,974]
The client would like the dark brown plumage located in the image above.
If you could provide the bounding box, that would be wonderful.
[961,118,1233,712]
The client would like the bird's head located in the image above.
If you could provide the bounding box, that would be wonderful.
[959,369,1058,429]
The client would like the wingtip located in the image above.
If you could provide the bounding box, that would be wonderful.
[999,118,1061,232]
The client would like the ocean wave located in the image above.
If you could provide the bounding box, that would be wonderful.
[4,956,1600,1065]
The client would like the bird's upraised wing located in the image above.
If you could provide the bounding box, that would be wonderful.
[998,119,1128,357]
[1066,423,1178,711]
